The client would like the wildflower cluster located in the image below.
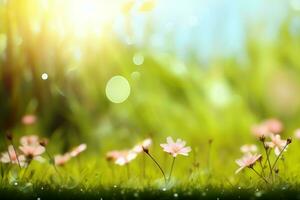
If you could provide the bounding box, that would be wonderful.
[236,118,292,184]
[106,136,191,186]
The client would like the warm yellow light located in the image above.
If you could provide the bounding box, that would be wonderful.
[48,0,119,38]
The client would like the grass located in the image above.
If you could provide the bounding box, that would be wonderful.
[1,0,300,199]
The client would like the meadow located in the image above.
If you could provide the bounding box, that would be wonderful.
[1,0,300,199]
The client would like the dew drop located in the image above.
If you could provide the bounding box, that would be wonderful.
[41,73,48,80]
[174,193,178,198]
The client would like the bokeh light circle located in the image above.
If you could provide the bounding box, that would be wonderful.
[105,75,131,103]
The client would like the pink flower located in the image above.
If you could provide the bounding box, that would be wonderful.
[235,153,262,174]
[251,118,283,138]
[54,153,71,166]
[69,144,87,157]
[160,136,191,157]
[251,124,270,138]
[265,134,287,156]
[0,145,26,167]
[240,144,257,154]
[106,150,121,162]
[294,129,300,140]
[20,135,40,146]
[19,144,45,162]
[264,119,283,134]
[114,150,137,166]
[132,138,152,153]
[21,115,37,125]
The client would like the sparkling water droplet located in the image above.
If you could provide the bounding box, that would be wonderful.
[174,193,178,198]
[114,185,117,188]
[255,191,263,197]
[162,188,167,191]
[41,73,48,80]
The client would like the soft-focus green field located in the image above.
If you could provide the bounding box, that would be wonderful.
[1,0,300,199]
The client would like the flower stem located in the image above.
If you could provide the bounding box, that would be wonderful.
[259,160,265,177]
[22,159,32,180]
[10,141,21,169]
[262,142,273,177]
[271,143,289,172]
[145,152,167,186]
[45,150,62,178]
[168,157,176,182]
[250,167,269,184]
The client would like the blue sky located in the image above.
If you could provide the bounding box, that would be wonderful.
[117,0,292,61]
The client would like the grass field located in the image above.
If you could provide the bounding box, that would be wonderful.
[1,0,300,199]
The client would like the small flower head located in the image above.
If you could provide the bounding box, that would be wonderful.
[252,118,283,138]
[20,135,40,146]
[265,134,287,156]
[106,150,121,162]
[160,136,191,157]
[69,144,87,157]
[39,138,49,147]
[21,114,37,125]
[287,137,292,145]
[5,131,13,141]
[264,119,283,134]
[235,153,262,174]
[114,150,137,166]
[132,138,152,153]
[0,145,26,167]
[240,144,258,154]
[252,125,270,138]
[54,153,71,166]
[19,144,45,161]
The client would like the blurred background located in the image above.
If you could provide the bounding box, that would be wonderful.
[1,0,300,153]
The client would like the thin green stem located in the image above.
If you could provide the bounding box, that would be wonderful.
[263,142,273,177]
[45,150,62,178]
[22,159,32,180]
[168,157,176,182]
[259,160,265,177]
[271,143,289,171]
[250,167,269,184]
[145,152,167,185]
[10,141,21,169]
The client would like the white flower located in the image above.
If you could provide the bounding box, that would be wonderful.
[114,150,137,166]
[0,145,26,167]
[265,134,287,156]
[69,144,87,157]
[235,153,262,174]
[160,136,191,157]
[132,138,152,153]
[240,144,258,154]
